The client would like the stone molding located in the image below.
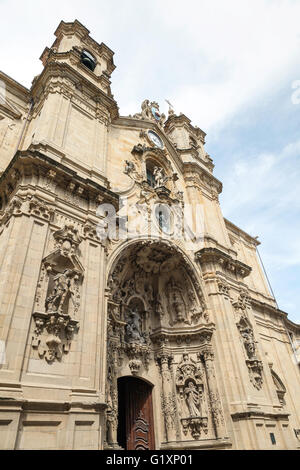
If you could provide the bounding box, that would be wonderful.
[195,247,252,279]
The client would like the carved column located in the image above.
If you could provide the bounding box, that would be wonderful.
[201,350,226,439]
[105,344,120,448]
[156,352,177,442]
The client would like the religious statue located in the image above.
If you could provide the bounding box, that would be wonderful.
[125,308,145,343]
[124,160,135,174]
[167,277,188,324]
[153,166,167,188]
[184,380,202,417]
[45,270,73,314]
[241,327,256,358]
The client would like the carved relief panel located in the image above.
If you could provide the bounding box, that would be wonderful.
[234,291,264,390]
[31,224,84,362]
[105,240,220,448]
[175,354,208,439]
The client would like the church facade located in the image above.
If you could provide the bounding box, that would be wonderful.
[0,20,299,450]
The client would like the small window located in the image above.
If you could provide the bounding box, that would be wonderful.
[147,167,156,188]
[270,433,276,445]
[80,49,96,72]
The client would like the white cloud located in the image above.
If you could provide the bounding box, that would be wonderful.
[220,137,300,272]
[155,0,300,130]
[1,0,300,132]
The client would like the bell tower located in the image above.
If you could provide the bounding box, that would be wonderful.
[23,20,118,187]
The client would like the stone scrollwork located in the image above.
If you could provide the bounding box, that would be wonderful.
[31,224,84,362]
[128,359,142,375]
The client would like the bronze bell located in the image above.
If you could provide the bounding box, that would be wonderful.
[80,50,96,72]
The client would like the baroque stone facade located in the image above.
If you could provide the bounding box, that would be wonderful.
[0,20,299,450]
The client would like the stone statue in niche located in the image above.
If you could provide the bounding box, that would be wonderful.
[45,269,74,314]
[237,314,263,390]
[241,326,256,358]
[125,308,146,344]
[176,354,207,439]
[155,294,165,319]
[184,380,202,417]
[153,166,167,188]
[31,224,84,363]
[166,277,189,325]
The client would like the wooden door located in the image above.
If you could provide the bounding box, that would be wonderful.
[118,377,155,450]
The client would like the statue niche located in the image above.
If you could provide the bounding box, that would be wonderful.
[176,354,208,440]
[125,304,146,345]
[237,314,264,390]
[123,297,151,369]
[166,277,189,325]
[31,224,84,363]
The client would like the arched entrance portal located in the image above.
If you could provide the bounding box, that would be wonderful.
[117,377,155,450]
[105,240,216,449]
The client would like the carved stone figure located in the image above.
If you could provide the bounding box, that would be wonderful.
[31,224,83,362]
[184,380,201,417]
[237,315,263,389]
[241,327,256,358]
[125,308,145,344]
[124,160,135,174]
[153,166,167,188]
[175,354,206,439]
[167,277,188,325]
[45,269,73,314]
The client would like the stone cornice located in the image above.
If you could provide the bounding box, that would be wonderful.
[195,247,252,279]
[225,218,260,247]
[284,317,300,332]
[183,162,222,194]
[0,70,30,97]
[151,325,215,348]
[0,150,119,230]
[0,149,118,204]
[0,397,106,412]
[252,298,300,329]
[231,411,289,421]
[178,148,214,173]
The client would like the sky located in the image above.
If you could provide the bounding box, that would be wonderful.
[1,0,299,323]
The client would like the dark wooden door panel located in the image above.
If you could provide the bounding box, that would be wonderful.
[123,377,155,450]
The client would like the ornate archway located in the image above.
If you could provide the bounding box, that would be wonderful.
[105,239,225,449]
